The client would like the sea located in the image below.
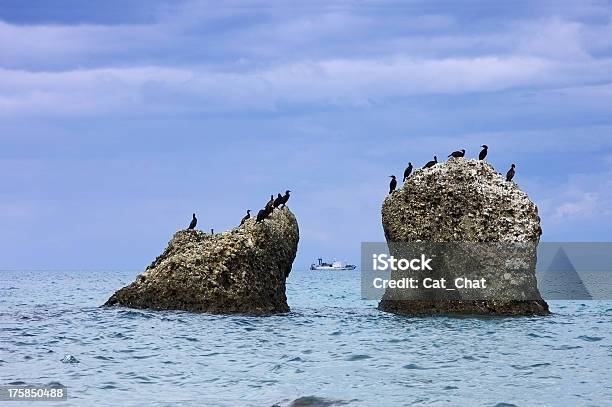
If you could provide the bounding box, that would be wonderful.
[1,269,611,406]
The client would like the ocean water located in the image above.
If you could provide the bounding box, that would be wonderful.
[1,269,611,407]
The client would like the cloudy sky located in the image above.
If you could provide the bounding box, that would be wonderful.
[1,0,612,270]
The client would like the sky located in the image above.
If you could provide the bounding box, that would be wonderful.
[1,0,612,270]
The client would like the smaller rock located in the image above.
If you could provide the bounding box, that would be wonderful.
[60,354,79,364]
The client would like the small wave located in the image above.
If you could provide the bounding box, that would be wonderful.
[117,310,153,319]
[346,354,371,361]
[577,335,604,342]
[511,363,551,370]
[289,395,352,406]
[493,403,518,407]
[402,363,433,370]
[552,345,582,350]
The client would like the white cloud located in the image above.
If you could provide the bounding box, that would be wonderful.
[1,2,611,116]
[553,193,599,219]
[1,53,611,116]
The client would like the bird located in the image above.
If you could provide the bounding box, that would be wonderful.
[389,175,397,194]
[273,193,283,208]
[188,213,197,230]
[403,163,413,182]
[256,208,269,222]
[240,209,251,225]
[506,164,516,182]
[479,145,488,160]
[210,228,214,235]
[279,190,291,207]
[448,149,465,158]
[423,156,438,169]
[265,194,275,211]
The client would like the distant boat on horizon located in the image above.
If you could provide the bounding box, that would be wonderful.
[310,258,357,271]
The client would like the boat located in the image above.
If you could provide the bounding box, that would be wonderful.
[310,258,357,271]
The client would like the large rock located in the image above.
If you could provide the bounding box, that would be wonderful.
[378,158,549,316]
[104,208,299,314]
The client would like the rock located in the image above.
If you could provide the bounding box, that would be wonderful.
[104,208,299,314]
[378,158,549,316]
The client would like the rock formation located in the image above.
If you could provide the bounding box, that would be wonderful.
[105,208,299,314]
[379,158,549,316]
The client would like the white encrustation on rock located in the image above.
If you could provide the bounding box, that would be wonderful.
[105,208,299,315]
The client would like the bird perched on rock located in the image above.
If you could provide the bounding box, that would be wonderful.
[279,190,291,208]
[188,213,197,230]
[479,145,488,160]
[273,193,283,208]
[506,164,516,182]
[265,194,274,211]
[403,163,413,182]
[256,208,269,222]
[389,175,397,194]
[423,156,438,169]
[240,209,251,225]
[448,149,465,158]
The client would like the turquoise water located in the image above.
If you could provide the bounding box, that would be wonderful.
[1,270,611,406]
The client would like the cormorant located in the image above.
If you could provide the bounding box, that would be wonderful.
[506,164,516,182]
[479,145,488,160]
[240,209,251,225]
[279,190,291,207]
[211,228,214,235]
[403,162,413,182]
[273,193,283,208]
[423,156,438,169]
[256,208,269,222]
[389,175,397,194]
[265,194,274,211]
[448,149,465,158]
[188,213,197,230]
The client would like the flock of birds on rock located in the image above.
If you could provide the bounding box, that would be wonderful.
[186,190,291,232]
[183,145,516,230]
[388,145,516,194]
[256,190,291,222]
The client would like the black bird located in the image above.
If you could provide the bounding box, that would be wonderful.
[188,213,197,230]
[279,190,291,207]
[240,209,251,225]
[403,162,413,182]
[265,194,274,211]
[389,175,397,194]
[273,193,283,208]
[423,156,438,169]
[256,208,269,222]
[448,149,465,158]
[210,228,214,235]
[479,145,488,160]
[506,164,516,182]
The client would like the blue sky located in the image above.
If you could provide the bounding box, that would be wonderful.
[1,0,612,270]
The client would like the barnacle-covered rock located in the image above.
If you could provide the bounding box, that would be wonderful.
[104,208,299,314]
[379,158,549,316]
